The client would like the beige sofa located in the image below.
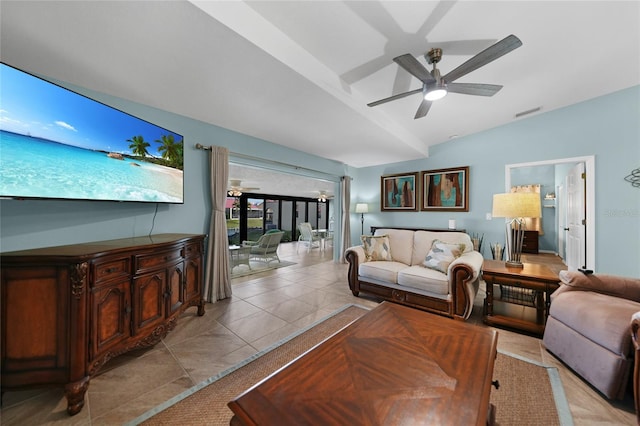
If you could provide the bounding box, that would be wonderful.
[345,228,483,320]
[543,270,640,400]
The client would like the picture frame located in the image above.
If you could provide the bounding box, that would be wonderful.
[420,166,469,212]
[380,172,419,211]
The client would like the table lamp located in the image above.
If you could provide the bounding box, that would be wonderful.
[355,203,369,235]
[491,193,541,268]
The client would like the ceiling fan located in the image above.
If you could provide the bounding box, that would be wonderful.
[368,34,522,119]
[227,179,259,197]
[317,190,334,202]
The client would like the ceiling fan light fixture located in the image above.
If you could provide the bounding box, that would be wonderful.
[425,86,447,101]
[228,189,242,197]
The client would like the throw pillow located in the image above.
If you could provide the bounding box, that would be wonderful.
[361,235,393,262]
[423,240,465,274]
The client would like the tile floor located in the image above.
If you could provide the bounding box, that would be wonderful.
[0,243,635,425]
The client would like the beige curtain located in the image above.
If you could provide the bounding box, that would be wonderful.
[510,184,543,235]
[203,146,232,302]
[339,176,352,263]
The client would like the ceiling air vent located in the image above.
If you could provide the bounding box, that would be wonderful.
[515,107,542,118]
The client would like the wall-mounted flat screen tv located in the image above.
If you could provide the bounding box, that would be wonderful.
[0,62,184,203]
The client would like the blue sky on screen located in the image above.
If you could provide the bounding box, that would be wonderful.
[0,63,182,156]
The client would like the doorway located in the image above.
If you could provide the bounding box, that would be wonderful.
[506,156,595,270]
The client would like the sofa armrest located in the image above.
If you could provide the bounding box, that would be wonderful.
[631,312,640,423]
[449,250,483,282]
[448,250,484,319]
[344,246,365,296]
[345,246,365,264]
[558,270,640,303]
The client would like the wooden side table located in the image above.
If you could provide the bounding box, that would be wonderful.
[482,260,559,336]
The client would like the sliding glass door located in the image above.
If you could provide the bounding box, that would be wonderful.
[226,193,330,245]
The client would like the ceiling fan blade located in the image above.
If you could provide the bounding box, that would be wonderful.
[414,99,433,119]
[367,87,422,107]
[393,54,436,85]
[443,34,522,83]
[447,83,503,96]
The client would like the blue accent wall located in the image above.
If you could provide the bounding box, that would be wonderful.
[350,86,640,277]
[1,81,638,277]
[0,82,347,252]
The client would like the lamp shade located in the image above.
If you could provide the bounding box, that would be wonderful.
[355,203,369,214]
[492,193,541,218]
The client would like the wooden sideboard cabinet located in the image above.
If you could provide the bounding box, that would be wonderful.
[521,230,539,254]
[1,233,206,415]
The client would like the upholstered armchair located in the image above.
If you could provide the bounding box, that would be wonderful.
[242,231,284,263]
[631,313,640,423]
[543,270,640,400]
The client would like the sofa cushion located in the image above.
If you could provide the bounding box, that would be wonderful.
[397,266,449,296]
[550,291,640,356]
[374,229,414,265]
[423,240,465,274]
[359,261,408,283]
[361,235,392,261]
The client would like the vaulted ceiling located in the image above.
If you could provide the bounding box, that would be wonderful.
[1,1,638,197]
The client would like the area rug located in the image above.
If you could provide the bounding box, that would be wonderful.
[231,260,296,278]
[129,305,572,426]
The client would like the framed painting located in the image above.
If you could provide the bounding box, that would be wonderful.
[421,166,469,212]
[380,172,419,211]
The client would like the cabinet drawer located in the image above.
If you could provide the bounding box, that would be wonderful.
[94,258,131,284]
[521,231,539,253]
[135,249,182,273]
[184,242,201,259]
[483,273,549,292]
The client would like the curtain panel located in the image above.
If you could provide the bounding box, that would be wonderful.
[339,176,352,263]
[203,146,232,302]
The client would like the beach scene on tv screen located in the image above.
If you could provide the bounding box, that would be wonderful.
[0,63,184,203]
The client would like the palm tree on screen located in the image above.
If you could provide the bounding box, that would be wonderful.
[127,135,150,158]
[156,134,183,169]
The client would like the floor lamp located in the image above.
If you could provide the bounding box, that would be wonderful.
[355,203,369,235]
[491,193,541,268]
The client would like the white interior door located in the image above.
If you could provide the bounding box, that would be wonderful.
[506,156,595,270]
[557,184,566,260]
[566,163,586,270]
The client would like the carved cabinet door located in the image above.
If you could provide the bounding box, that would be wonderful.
[166,262,185,317]
[90,279,131,360]
[184,256,202,304]
[132,271,166,335]
[1,266,71,383]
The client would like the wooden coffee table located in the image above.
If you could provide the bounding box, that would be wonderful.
[228,302,499,425]
[482,260,560,336]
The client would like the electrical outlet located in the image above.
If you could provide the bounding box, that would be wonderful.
[486,213,492,220]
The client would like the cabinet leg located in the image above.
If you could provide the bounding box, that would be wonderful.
[64,376,90,416]
[197,300,205,316]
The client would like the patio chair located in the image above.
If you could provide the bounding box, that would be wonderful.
[297,222,321,253]
[242,231,284,264]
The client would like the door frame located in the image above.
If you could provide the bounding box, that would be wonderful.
[505,155,595,269]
